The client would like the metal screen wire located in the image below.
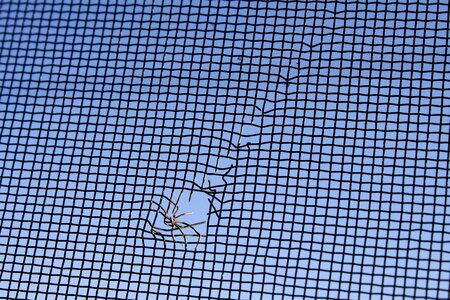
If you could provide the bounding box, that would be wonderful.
[1,1,449,299]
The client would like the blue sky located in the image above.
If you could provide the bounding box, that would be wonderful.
[1,1,450,299]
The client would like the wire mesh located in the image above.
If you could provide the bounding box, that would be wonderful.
[1,1,449,299]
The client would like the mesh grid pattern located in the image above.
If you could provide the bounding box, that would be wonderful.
[1,1,450,299]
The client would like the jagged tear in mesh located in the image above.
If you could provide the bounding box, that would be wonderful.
[1,1,449,299]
